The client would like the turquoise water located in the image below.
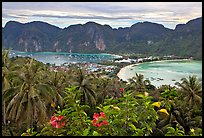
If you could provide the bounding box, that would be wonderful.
[119,60,202,87]
[8,51,202,87]
[8,50,120,66]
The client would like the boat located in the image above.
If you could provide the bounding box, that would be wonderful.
[55,56,60,59]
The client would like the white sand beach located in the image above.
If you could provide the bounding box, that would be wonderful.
[117,63,140,82]
[116,60,202,87]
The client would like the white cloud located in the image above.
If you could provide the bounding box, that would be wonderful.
[2,2,202,29]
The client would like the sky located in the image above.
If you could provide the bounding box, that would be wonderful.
[2,2,202,29]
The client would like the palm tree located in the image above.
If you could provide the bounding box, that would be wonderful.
[168,75,202,135]
[70,68,97,106]
[95,77,114,104]
[2,49,15,92]
[128,73,150,92]
[154,76,203,135]
[3,58,56,129]
[96,77,110,104]
[45,70,68,111]
[2,49,21,125]
[2,49,11,125]
[176,75,202,109]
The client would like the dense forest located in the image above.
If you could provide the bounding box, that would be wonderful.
[2,17,202,59]
[2,49,202,136]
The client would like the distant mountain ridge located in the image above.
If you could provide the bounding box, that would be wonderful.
[2,17,202,59]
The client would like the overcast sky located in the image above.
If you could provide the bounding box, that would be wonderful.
[2,2,202,29]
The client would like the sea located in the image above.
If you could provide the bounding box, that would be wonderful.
[8,50,121,66]
[117,60,202,87]
[8,50,202,87]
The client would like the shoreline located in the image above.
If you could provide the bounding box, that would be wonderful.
[117,63,141,82]
[116,58,201,84]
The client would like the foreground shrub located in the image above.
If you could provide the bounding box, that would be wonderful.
[36,87,158,136]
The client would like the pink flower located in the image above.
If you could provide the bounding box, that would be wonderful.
[57,115,64,121]
[93,113,99,120]
[92,112,108,127]
[120,87,124,93]
[100,112,106,118]
[50,116,57,126]
[50,115,66,129]
[61,122,66,127]
[102,121,108,125]
[55,124,61,129]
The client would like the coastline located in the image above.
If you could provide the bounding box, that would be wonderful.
[117,63,141,82]
[116,59,201,84]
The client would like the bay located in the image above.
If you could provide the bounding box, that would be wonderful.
[117,60,202,87]
[8,50,121,66]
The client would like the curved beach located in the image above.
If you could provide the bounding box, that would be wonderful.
[117,63,140,82]
[117,60,202,87]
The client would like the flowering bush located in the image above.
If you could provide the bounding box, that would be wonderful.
[92,112,108,127]
[94,92,159,136]
[30,86,194,136]
[50,115,66,129]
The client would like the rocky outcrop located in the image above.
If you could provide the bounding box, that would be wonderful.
[95,37,106,50]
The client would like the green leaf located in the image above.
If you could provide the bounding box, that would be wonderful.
[26,128,31,133]
[96,106,103,111]
[36,133,41,136]
[166,127,175,134]
[93,131,100,136]
[65,86,79,92]
[40,127,51,134]
[31,132,37,136]
[128,122,137,131]
[134,128,144,136]
[81,111,87,116]
[129,118,138,123]
[104,105,111,112]
[147,125,153,133]
[83,127,90,136]
[136,94,145,99]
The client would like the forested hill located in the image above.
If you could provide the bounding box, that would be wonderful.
[2,17,202,59]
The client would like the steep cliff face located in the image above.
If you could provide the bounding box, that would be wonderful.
[95,37,106,50]
[50,21,113,52]
[151,17,202,59]
[2,21,61,52]
[2,17,202,59]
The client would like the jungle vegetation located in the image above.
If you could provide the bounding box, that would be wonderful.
[2,49,202,136]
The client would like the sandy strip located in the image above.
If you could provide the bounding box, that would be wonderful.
[117,63,140,82]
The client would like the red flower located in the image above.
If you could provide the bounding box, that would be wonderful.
[61,122,66,127]
[50,115,66,129]
[100,112,106,118]
[92,112,108,127]
[57,115,64,121]
[93,113,99,120]
[50,116,57,126]
[119,87,124,92]
[55,124,61,129]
